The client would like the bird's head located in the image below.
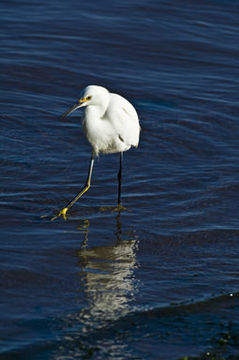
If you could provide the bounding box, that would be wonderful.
[61,85,109,119]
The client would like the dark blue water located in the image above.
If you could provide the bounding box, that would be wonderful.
[1,0,239,359]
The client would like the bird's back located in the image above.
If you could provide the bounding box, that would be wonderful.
[105,93,140,148]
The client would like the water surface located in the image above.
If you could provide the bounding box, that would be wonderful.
[1,0,239,359]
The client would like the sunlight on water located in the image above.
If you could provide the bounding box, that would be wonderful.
[1,0,239,358]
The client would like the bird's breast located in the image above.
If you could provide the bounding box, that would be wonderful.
[83,113,129,156]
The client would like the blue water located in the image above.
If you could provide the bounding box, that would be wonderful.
[1,0,239,359]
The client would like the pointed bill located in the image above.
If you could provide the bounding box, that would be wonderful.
[60,97,89,119]
[60,103,82,119]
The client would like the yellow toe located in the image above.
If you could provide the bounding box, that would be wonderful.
[99,204,127,212]
[115,204,127,212]
[51,207,68,221]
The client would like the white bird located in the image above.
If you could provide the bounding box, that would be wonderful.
[52,85,140,220]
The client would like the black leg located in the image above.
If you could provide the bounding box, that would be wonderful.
[117,152,123,205]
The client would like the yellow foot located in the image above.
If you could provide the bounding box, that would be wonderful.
[51,207,69,221]
[99,204,127,212]
[40,214,49,219]
[115,204,127,212]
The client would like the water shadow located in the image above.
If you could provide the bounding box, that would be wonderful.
[53,213,139,359]
[76,213,139,326]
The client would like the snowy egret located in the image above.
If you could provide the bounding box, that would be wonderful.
[52,85,140,220]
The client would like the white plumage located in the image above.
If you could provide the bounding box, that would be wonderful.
[80,85,140,155]
[52,85,140,220]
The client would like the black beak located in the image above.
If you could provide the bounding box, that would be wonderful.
[60,102,83,120]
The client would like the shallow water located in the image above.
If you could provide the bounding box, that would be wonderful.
[1,0,239,359]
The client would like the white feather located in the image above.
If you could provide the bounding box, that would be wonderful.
[79,85,140,156]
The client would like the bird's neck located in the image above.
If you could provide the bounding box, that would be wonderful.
[90,95,109,118]
[85,106,100,122]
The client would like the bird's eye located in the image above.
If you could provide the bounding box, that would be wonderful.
[86,96,92,100]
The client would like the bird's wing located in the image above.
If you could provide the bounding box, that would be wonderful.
[106,93,140,147]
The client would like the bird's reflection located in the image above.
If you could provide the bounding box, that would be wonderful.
[76,212,139,327]
[53,213,139,359]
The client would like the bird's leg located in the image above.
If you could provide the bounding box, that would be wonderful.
[115,152,127,212]
[51,155,95,220]
[117,152,123,205]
